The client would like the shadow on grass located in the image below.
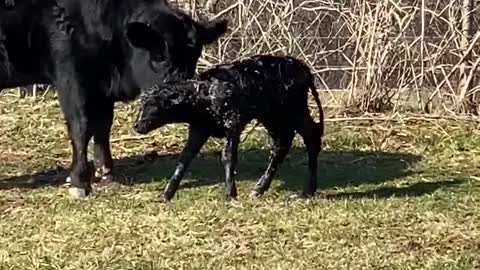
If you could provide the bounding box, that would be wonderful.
[116,148,426,192]
[0,147,440,199]
[325,180,464,200]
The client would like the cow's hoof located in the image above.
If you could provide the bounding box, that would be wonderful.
[94,170,102,179]
[227,198,242,208]
[289,193,300,199]
[68,187,88,199]
[63,176,72,187]
[226,194,238,202]
[301,191,316,199]
[97,175,121,189]
[94,168,112,179]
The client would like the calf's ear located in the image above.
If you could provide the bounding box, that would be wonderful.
[198,19,228,45]
[168,92,184,105]
[126,22,164,51]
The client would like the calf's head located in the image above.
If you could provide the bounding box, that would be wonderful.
[133,85,186,134]
[125,6,228,87]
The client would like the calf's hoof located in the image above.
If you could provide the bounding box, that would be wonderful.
[69,187,89,199]
[249,190,263,198]
[162,187,177,202]
[161,193,173,203]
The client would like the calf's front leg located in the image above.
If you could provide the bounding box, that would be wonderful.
[163,126,210,202]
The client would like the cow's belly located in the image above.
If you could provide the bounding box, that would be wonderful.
[0,72,50,89]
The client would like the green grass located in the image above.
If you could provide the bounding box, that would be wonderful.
[0,92,479,269]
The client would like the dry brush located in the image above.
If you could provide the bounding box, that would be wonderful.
[173,0,480,115]
[10,0,480,116]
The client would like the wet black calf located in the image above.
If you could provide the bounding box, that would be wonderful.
[134,55,324,201]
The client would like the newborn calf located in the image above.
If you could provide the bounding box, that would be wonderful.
[134,55,324,201]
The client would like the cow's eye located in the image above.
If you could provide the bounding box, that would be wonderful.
[150,53,163,63]
[149,56,164,72]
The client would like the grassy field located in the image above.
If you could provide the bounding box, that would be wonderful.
[0,92,479,269]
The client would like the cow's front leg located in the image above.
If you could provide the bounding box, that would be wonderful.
[57,91,93,199]
[91,100,115,186]
[54,57,98,198]
[0,41,12,83]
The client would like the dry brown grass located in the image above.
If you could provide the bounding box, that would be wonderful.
[0,92,479,269]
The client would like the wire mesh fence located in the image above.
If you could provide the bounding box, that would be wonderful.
[175,0,480,115]
[13,0,480,115]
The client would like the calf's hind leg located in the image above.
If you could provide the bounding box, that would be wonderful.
[296,116,322,197]
[251,129,295,197]
[222,131,242,200]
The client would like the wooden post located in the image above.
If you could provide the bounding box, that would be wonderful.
[32,84,37,98]
[419,0,425,111]
[459,0,475,113]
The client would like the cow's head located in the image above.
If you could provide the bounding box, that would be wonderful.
[125,7,228,88]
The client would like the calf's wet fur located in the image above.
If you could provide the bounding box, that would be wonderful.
[134,54,324,201]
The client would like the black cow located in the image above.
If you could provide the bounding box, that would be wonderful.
[0,0,15,81]
[134,55,324,201]
[4,0,14,7]
[0,0,228,198]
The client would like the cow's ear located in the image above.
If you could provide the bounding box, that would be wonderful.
[126,22,164,51]
[198,19,228,45]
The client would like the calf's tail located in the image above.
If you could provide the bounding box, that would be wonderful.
[306,68,324,137]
